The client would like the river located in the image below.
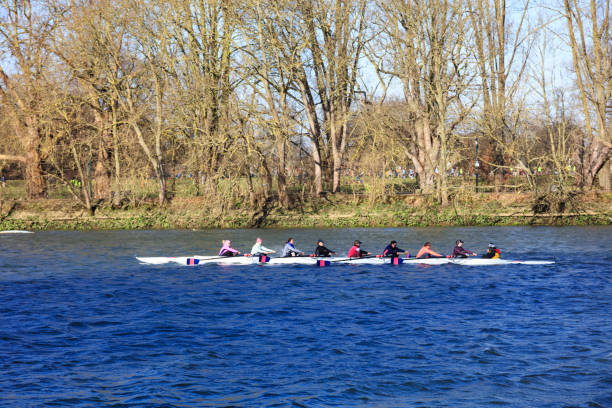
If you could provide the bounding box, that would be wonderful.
[1,227,610,407]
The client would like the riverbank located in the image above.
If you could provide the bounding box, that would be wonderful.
[1,192,610,230]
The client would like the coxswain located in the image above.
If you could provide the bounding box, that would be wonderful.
[347,240,369,258]
[219,240,240,257]
[415,242,444,258]
[314,240,336,257]
[250,237,275,256]
[452,240,476,258]
[382,240,406,257]
[482,243,501,259]
[282,238,304,257]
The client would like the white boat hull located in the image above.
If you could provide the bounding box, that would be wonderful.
[136,256,554,266]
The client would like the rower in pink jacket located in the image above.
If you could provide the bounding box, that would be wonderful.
[219,240,240,257]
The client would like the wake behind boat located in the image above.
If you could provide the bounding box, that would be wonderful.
[136,255,554,266]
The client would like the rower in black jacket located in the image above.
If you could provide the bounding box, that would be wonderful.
[383,241,406,257]
[314,240,336,257]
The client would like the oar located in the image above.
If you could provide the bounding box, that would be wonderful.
[379,252,411,264]
[186,253,244,265]
[328,254,380,263]
[308,251,338,258]
[315,255,378,267]
[186,256,226,265]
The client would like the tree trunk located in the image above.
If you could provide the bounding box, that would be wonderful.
[598,160,611,190]
[332,148,342,193]
[582,144,610,189]
[330,116,342,193]
[71,145,93,214]
[419,168,436,195]
[156,169,166,207]
[323,156,333,191]
[312,146,323,196]
[131,123,166,206]
[276,136,289,207]
[260,159,273,199]
[439,171,448,205]
[246,168,257,206]
[0,125,45,199]
[24,126,46,199]
[331,119,349,193]
[93,133,112,202]
[112,109,122,205]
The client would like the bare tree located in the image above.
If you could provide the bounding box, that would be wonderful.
[564,0,611,189]
[54,0,133,203]
[466,0,534,174]
[163,0,238,192]
[116,0,174,206]
[45,93,101,214]
[375,0,476,203]
[534,35,579,200]
[295,0,368,194]
[0,1,61,198]
[238,0,305,206]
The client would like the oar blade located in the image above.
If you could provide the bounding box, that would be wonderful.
[186,258,200,265]
[390,257,403,265]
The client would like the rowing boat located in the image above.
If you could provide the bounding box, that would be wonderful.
[136,256,554,266]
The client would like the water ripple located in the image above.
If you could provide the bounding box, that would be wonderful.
[0,227,611,407]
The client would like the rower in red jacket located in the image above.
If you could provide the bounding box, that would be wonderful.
[347,240,369,258]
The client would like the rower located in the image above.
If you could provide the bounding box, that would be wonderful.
[251,237,275,256]
[382,240,406,257]
[452,240,476,258]
[416,242,444,258]
[482,243,501,259]
[347,240,369,258]
[219,240,240,257]
[314,240,336,257]
[282,238,304,257]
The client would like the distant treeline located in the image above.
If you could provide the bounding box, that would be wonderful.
[0,0,610,213]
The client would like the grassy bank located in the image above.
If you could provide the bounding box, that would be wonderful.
[1,191,610,230]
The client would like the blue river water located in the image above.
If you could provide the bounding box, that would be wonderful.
[0,227,611,407]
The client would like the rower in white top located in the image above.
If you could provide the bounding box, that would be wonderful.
[250,237,275,256]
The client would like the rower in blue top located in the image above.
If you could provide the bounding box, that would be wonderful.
[383,240,407,257]
[282,238,304,257]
